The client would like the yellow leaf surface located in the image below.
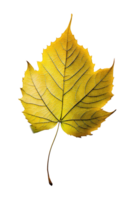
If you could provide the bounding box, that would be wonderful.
[20,15,115,137]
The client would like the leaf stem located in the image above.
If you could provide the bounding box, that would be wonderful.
[47,122,60,186]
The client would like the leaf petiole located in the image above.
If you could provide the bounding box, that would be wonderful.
[47,122,60,186]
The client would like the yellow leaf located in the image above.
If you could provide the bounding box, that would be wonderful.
[18,12,117,187]
[19,14,115,185]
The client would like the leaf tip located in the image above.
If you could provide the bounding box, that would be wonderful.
[111,56,116,68]
[113,56,116,65]
[111,107,117,117]
[114,107,117,112]
[19,85,22,91]
[65,11,73,29]
[113,56,116,61]
[70,11,73,19]
[24,58,30,63]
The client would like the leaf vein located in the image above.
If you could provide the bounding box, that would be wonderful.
[23,112,58,122]
[21,89,41,100]
[64,68,88,96]
[47,87,62,101]
[66,51,80,68]
[67,46,77,59]
[46,52,64,77]
[42,64,63,90]
[20,100,46,107]
[63,122,81,133]
[65,60,87,81]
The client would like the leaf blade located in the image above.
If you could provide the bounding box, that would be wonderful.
[20,15,115,136]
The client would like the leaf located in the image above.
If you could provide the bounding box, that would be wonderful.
[18,12,117,185]
[19,14,115,185]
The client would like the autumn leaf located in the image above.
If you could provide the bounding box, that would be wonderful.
[20,14,115,185]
